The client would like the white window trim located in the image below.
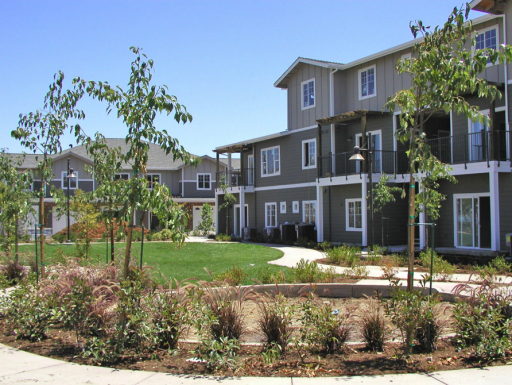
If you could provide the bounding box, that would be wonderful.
[355,130,382,172]
[301,78,315,110]
[280,201,286,214]
[197,173,212,190]
[265,202,277,228]
[346,199,363,231]
[302,200,316,224]
[472,24,499,67]
[61,171,78,190]
[261,145,281,177]
[292,201,299,214]
[400,53,411,60]
[146,173,161,190]
[115,173,130,180]
[358,65,376,100]
[302,138,317,170]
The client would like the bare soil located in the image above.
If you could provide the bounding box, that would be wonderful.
[1,297,511,377]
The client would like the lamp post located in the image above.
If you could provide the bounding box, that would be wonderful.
[66,158,77,243]
[350,132,374,250]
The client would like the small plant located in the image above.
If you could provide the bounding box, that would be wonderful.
[342,264,369,279]
[380,259,399,280]
[196,203,215,236]
[325,244,360,267]
[215,233,231,242]
[419,249,455,281]
[316,240,332,251]
[257,293,295,356]
[297,237,309,248]
[256,266,285,284]
[196,336,240,372]
[292,259,323,283]
[299,291,352,354]
[215,264,248,286]
[359,295,388,351]
[488,255,511,274]
[0,259,27,285]
[159,228,173,241]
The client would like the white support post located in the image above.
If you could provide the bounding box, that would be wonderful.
[214,191,219,235]
[331,124,336,174]
[418,179,426,249]
[490,167,500,251]
[239,190,245,239]
[316,185,323,242]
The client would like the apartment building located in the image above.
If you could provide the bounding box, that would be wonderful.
[214,0,512,254]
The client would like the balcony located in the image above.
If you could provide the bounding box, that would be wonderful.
[318,130,511,179]
[217,168,255,188]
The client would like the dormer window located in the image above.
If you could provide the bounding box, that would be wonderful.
[301,79,315,110]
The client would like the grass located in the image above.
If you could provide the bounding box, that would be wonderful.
[9,241,289,285]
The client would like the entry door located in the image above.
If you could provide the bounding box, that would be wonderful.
[456,196,491,248]
[247,155,254,186]
[355,132,381,173]
[234,204,249,237]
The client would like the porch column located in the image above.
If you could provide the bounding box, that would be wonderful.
[361,113,368,173]
[418,179,426,249]
[490,167,500,251]
[489,99,496,160]
[331,124,336,174]
[240,190,245,238]
[316,185,323,242]
[361,179,368,247]
[215,152,220,190]
[228,153,232,187]
[214,191,219,235]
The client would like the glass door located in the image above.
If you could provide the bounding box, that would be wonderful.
[456,196,491,248]
[247,155,254,186]
[469,111,488,162]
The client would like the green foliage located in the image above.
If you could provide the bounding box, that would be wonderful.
[196,336,240,372]
[372,174,404,213]
[358,296,388,351]
[158,228,173,241]
[419,249,456,281]
[299,292,352,354]
[196,203,215,235]
[257,293,295,356]
[342,264,369,279]
[325,244,360,267]
[215,233,231,242]
[292,259,325,283]
[215,264,248,286]
[256,266,285,284]
[453,283,512,360]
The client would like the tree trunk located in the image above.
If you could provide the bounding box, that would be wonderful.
[123,217,133,279]
[39,189,45,278]
[110,225,115,263]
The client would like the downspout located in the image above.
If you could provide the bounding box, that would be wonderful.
[330,69,339,173]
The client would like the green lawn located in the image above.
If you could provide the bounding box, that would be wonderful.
[12,241,290,284]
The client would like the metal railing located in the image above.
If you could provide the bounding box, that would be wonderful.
[217,168,255,188]
[319,130,510,179]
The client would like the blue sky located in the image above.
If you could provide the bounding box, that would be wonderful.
[1,1,482,158]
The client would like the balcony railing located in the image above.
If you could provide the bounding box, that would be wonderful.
[319,130,510,179]
[217,168,255,188]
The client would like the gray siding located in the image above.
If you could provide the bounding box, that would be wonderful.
[287,65,330,131]
[499,173,512,251]
[324,184,362,245]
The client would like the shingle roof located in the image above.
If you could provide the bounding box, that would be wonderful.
[9,138,217,171]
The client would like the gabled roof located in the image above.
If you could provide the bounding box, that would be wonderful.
[274,57,343,89]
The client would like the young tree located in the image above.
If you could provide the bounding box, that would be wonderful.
[0,151,34,260]
[386,4,512,353]
[76,47,197,278]
[196,203,214,236]
[12,72,85,277]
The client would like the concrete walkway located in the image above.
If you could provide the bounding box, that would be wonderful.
[1,238,512,383]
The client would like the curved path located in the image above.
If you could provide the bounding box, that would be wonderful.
[1,238,511,383]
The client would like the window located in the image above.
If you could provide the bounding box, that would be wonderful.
[261,146,280,176]
[197,173,211,190]
[61,171,78,190]
[302,139,316,169]
[346,199,362,231]
[476,26,497,52]
[292,201,299,213]
[358,65,376,100]
[280,201,286,214]
[115,173,129,180]
[301,78,315,109]
[146,174,160,190]
[302,201,316,224]
[265,202,277,227]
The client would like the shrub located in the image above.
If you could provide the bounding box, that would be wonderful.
[316,240,332,251]
[159,228,173,241]
[325,244,360,267]
[215,233,231,242]
[256,266,285,284]
[453,283,512,360]
[488,255,511,274]
[359,296,387,351]
[297,237,309,248]
[145,232,154,241]
[1,259,27,285]
[342,264,369,279]
[257,293,295,356]
[419,249,455,281]
[132,230,142,242]
[299,292,352,354]
[215,264,248,286]
[292,259,323,283]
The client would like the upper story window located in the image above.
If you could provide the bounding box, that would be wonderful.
[301,78,315,110]
[302,139,316,169]
[358,65,376,100]
[261,146,280,177]
[146,174,160,190]
[475,26,498,64]
[302,200,316,224]
[197,173,211,190]
[61,171,78,190]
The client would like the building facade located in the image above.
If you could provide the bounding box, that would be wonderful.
[215,0,512,254]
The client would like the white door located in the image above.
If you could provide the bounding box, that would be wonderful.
[192,206,202,230]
